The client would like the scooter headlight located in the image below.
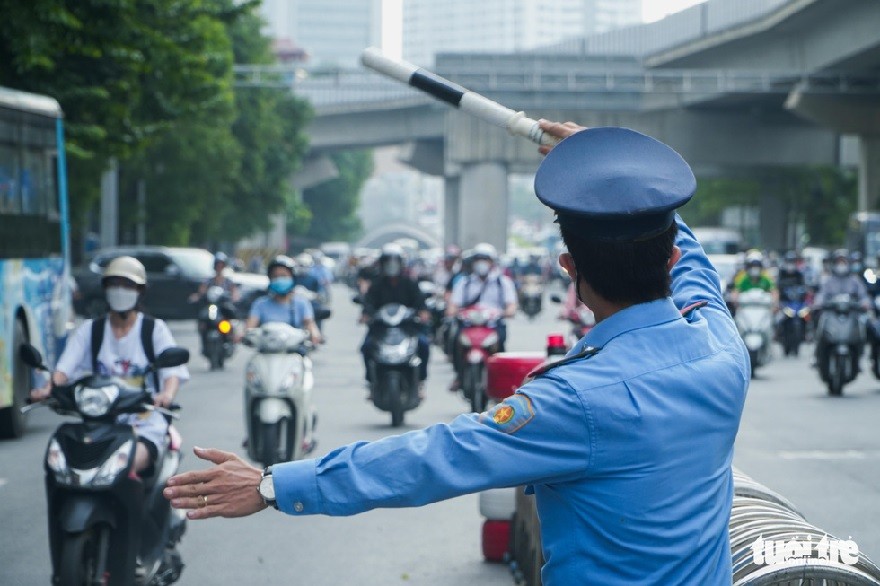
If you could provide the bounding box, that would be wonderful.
[378,339,416,363]
[75,385,119,417]
[246,364,264,392]
[47,438,70,480]
[280,369,302,391]
[481,332,499,348]
[459,333,472,347]
[91,440,134,487]
[797,307,811,319]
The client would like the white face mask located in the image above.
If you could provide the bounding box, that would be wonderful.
[105,287,139,312]
[748,267,761,278]
[473,260,491,277]
[833,263,849,277]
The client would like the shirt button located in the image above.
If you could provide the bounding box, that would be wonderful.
[294,502,304,513]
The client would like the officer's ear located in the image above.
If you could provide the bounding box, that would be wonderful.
[667,246,682,272]
[558,252,576,279]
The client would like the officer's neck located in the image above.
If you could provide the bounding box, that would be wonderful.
[580,283,632,324]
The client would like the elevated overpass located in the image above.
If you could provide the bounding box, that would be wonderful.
[239,0,880,250]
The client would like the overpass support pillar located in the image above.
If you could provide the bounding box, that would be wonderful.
[859,136,880,212]
[453,162,508,251]
[444,176,460,247]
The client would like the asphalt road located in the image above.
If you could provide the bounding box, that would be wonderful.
[2,283,880,585]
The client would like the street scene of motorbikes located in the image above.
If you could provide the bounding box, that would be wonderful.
[2,0,880,585]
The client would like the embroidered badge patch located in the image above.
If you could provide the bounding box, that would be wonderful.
[482,393,535,434]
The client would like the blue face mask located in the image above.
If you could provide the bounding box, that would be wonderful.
[268,277,294,296]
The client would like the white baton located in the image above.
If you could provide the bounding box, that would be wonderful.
[361,47,560,148]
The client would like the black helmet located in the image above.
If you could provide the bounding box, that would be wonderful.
[783,250,798,263]
[267,255,296,278]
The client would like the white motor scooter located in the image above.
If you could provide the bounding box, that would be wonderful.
[243,322,317,466]
[735,289,775,376]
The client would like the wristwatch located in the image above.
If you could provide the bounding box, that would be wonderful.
[257,467,278,510]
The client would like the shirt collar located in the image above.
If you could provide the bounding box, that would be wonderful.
[579,297,682,351]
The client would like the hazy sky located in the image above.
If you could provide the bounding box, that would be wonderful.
[381,0,705,56]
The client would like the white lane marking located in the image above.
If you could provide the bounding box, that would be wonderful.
[778,450,880,460]
[0,478,7,488]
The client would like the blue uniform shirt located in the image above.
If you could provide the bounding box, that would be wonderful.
[249,295,314,328]
[272,218,748,585]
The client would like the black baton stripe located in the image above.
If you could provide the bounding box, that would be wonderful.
[410,70,466,107]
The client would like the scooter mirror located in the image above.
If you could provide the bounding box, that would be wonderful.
[153,347,190,368]
[19,344,45,369]
[351,295,363,305]
[549,294,563,304]
[317,308,333,321]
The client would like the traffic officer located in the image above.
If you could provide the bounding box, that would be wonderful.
[164,123,749,585]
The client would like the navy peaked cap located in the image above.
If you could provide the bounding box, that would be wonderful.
[534,127,696,241]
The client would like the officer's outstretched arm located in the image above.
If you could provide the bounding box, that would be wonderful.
[270,375,591,517]
[670,216,727,314]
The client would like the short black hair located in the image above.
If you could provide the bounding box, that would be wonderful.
[559,222,678,305]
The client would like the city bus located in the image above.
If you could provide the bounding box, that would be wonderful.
[0,86,74,438]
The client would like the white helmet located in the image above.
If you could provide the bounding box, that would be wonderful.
[295,252,314,269]
[472,242,498,261]
[102,256,146,286]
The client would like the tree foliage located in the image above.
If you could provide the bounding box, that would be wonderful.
[683,166,857,248]
[0,0,313,251]
[301,150,373,244]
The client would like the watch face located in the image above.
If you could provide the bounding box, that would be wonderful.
[259,475,276,501]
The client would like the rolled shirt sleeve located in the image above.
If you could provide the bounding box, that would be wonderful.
[272,375,593,516]
[671,216,727,313]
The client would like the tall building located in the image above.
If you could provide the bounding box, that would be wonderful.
[402,0,642,67]
[259,0,382,69]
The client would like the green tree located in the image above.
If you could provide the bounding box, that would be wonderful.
[302,150,374,244]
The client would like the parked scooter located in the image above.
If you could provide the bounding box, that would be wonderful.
[815,294,865,396]
[20,343,190,586]
[456,304,504,413]
[195,285,236,370]
[735,289,774,376]
[242,322,317,466]
[363,303,424,427]
[777,285,810,357]
[518,275,543,320]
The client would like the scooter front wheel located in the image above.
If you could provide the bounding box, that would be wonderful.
[57,526,107,586]
[827,354,845,397]
[260,422,280,466]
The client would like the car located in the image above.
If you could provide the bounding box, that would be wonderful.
[73,246,267,320]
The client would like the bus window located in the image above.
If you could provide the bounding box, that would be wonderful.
[0,142,19,214]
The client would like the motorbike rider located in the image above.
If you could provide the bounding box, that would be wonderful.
[732,250,778,307]
[245,255,322,345]
[360,243,431,396]
[447,243,517,390]
[30,256,190,474]
[294,252,329,332]
[189,251,241,303]
[777,251,807,302]
[812,249,871,367]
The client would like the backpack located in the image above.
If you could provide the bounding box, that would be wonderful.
[90,315,160,392]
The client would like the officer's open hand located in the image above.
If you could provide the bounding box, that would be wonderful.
[164,447,268,520]
[538,120,587,155]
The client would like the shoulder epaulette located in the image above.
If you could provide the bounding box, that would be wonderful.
[680,300,709,320]
[524,345,601,382]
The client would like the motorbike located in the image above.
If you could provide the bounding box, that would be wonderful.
[735,289,774,376]
[816,294,865,396]
[20,343,190,586]
[518,275,544,320]
[869,295,880,380]
[549,293,595,348]
[418,280,447,346]
[243,322,317,466]
[195,285,236,370]
[456,305,503,413]
[777,286,810,357]
[363,303,424,427]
